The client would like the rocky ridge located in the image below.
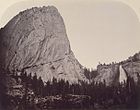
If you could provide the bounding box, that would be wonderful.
[94,52,140,85]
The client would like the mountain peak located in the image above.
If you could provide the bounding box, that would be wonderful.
[0,6,87,83]
[19,6,59,17]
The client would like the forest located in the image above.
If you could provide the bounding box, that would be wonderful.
[0,68,140,110]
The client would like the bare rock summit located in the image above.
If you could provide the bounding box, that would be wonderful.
[0,6,87,83]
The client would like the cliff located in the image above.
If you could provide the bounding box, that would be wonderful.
[94,52,140,85]
[0,6,87,83]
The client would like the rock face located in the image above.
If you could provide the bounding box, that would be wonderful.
[0,6,87,83]
[122,52,140,82]
[95,63,119,86]
[94,52,140,86]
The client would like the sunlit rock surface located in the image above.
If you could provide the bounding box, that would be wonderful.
[122,52,140,82]
[0,6,87,83]
[94,52,140,86]
[95,63,119,86]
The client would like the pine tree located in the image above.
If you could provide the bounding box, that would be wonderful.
[32,73,38,94]
[44,81,51,96]
[52,77,57,95]
[38,76,44,96]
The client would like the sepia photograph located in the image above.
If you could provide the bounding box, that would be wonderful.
[0,0,140,110]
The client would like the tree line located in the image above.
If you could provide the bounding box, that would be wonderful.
[0,69,140,109]
[17,70,140,109]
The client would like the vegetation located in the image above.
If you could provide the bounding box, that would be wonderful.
[0,68,140,110]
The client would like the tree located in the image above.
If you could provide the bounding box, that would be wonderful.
[38,76,44,96]
[32,73,38,94]
[43,81,51,96]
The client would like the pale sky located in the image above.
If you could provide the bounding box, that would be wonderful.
[0,0,140,69]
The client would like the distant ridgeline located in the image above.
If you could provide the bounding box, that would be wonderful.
[84,52,140,86]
